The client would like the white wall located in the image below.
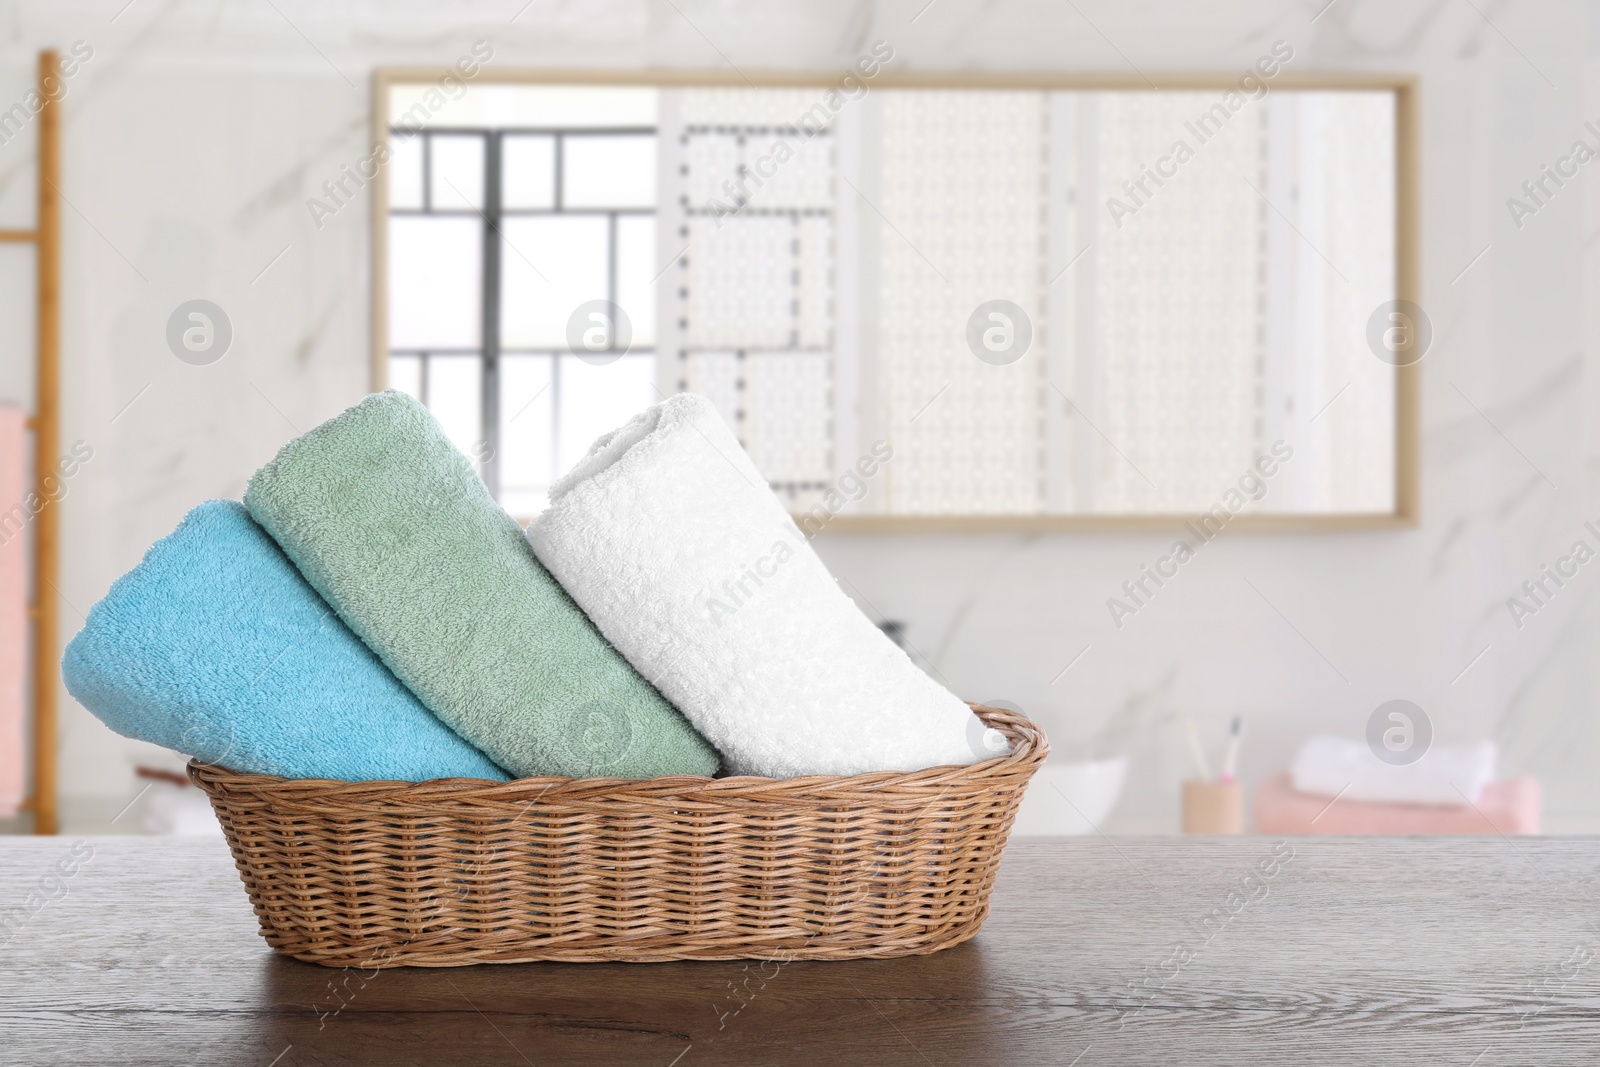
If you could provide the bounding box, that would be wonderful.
[0,0,1592,831]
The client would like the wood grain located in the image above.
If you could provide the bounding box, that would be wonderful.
[3,837,1599,1064]
[29,48,62,835]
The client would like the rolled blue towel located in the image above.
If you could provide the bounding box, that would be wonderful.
[62,500,508,782]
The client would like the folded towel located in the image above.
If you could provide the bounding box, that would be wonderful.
[1255,773,1540,835]
[1290,734,1496,806]
[62,500,508,782]
[526,393,991,778]
[0,405,26,815]
[244,391,718,780]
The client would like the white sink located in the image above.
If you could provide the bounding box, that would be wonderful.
[1010,757,1129,836]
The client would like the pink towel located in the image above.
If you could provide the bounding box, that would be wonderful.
[0,405,25,817]
[1254,773,1541,835]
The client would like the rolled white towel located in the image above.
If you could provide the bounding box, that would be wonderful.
[526,393,995,778]
[1290,735,1497,806]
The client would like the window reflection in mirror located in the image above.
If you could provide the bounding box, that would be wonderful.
[381,79,1404,521]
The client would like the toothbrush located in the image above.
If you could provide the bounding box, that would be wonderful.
[1220,716,1243,783]
[1183,716,1212,782]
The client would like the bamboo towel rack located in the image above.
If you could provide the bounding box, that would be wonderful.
[2,50,63,834]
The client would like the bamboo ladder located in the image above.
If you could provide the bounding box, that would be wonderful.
[1,51,62,834]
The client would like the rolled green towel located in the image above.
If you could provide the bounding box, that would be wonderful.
[243,390,719,780]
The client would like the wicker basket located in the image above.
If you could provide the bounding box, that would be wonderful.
[188,703,1046,968]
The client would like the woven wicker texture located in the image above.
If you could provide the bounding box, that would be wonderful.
[189,704,1047,967]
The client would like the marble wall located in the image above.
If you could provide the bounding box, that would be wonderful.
[0,0,1593,831]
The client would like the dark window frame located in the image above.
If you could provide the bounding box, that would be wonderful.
[386,123,659,501]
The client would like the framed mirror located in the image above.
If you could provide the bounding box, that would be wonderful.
[371,68,1416,529]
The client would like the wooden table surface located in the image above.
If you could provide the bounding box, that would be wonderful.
[3,835,1599,1065]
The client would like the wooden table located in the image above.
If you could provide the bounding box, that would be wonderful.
[3,835,1599,1064]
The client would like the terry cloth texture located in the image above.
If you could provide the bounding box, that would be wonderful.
[526,393,993,779]
[62,500,508,782]
[243,390,718,780]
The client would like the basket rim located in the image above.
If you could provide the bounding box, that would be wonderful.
[186,702,1047,805]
